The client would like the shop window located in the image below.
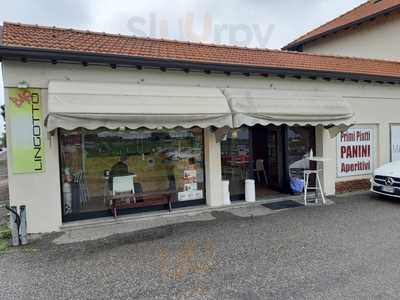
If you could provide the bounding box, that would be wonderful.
[59,128,205,219]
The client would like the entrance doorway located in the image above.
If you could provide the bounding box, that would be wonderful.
[221,125,315,201]
[251,125,284,198]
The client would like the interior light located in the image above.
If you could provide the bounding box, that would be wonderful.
[231,129,238,139]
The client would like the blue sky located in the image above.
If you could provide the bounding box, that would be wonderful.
[0,0,366,133]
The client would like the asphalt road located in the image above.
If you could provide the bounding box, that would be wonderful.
[1,193,400,299]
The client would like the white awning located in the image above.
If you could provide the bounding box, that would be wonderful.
[46,81,233,132]
[222,88,354,128]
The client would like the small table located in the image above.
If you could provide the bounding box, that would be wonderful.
[309,156,331,163]
[226,161,250,179]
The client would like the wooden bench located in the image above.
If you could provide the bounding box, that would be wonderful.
[110,190,177,218]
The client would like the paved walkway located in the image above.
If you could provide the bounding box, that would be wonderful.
[56,196,329,244]
[1,193,400,299]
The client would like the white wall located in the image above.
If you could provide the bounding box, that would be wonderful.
[3,60,400,232]
[303,12,400,61]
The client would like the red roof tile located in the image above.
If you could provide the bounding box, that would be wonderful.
[284,0,400,50]
[3,22,400,81]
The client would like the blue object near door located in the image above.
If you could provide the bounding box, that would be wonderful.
[290,176,305,194]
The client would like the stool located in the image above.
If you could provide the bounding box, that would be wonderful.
[303,169,326,206]
[254,159,268,184]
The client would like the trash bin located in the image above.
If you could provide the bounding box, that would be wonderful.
[222,180,231,206]
[245,179,256,203]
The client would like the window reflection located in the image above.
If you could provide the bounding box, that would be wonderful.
[288,126,315,178]
[60,128,204,217]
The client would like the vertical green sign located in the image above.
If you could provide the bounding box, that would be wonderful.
[9,88,45,174]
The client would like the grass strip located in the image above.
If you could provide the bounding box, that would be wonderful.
[0,225,10,254]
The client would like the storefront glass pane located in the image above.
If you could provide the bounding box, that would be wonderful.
[60,128,204,218]
[221,127,252,200]
[287,126,315,178]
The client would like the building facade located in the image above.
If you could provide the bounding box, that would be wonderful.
[300,12,400,60]
[285,0,400,193]
[284,0,400,61]
[3,22,400,233]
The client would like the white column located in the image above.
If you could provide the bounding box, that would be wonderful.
[6,89,63,233]
[204,128,224,207]
[315,125,336,196]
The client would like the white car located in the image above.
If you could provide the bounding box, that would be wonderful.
[371,161,400,198]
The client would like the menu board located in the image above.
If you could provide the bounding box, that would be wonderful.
[337,128,374,177]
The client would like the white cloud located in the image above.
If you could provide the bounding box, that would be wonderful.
[1,0,365,47]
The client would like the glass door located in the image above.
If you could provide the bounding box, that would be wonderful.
[287,126,316,178]
[221,125,316,200]
[221,127,252,200]
[266,126,283,189]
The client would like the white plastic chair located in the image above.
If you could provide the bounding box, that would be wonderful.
[112,175,135,204]
[73,171,89,207]
[254,159,268,184]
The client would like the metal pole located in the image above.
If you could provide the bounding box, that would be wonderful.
[81,130,86,174]
[19,205,28,245]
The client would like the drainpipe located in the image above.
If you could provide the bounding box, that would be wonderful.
[5,205,28,246]
[6,206,20,246]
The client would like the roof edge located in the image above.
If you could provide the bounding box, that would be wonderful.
[283,3,400,50]
[2,21,284,53]
[1,45,400,84]
[5,21,400,65]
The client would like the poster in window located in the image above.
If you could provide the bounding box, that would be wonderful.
[8,88,45,174]
[337,128,373,177]
[178,169,203,201]
[391,125,400,162]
